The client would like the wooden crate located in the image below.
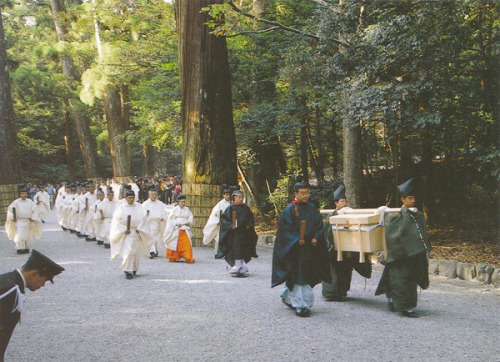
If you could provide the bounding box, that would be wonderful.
[329,213,385,262]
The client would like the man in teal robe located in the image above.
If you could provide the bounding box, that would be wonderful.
[375,178,431,318]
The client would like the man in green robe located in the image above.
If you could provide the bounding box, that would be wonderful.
[375,178,431,318]
[322,185,372,301]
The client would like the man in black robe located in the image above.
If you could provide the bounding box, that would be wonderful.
[375,178,431,318]
[272,182,331,317]
[0,250,64,360]
[216,190,257,276]
[322,185,372,301]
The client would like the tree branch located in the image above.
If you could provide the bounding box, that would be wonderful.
[226,0,348,46]
[226,26,280,38]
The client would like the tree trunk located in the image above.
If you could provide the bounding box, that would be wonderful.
[63,106,76,180]
[104,87,131,177]
[177,0,237,185]
[50,0,99,179]
[343,118,363,208]
[0,9,22,184]
[143,144,154,176]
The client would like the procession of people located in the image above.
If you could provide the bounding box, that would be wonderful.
[2,175,433,357]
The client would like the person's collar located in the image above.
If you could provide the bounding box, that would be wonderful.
[16,269,26,290]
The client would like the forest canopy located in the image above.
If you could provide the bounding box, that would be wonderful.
[1,0,498,230]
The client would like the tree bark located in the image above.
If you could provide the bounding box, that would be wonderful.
[0,9,22,184]
[63,105,76,180]
[177,0,237,185]
[50,0,99,179]
[104,86,131,177]
[343,118,362,208]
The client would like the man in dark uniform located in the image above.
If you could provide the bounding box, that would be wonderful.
[322,185,372,301]
[0,250,64,360]
[216,190,258,276]
[375,178,431,318]
[272,182,331,317]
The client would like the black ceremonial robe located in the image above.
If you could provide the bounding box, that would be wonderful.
[216,203,258,266]
[0,270,25,360]
[272,201,331,290]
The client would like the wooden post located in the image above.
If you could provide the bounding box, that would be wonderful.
[183,183,221,247]
[0,184,19,223]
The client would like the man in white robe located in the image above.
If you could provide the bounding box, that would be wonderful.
[98,188,118,248]
[142,189,170,259]
[163,195,195,263]
[68,186,81,233]
[203,189,231,252]
[76,185,94,238]
[33,185,50,223]
[85,190,105,242]
[55,184,70,228]
[5,188,42,254]
[109,190,152,279]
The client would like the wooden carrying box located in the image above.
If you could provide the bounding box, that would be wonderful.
[329,213,385,262]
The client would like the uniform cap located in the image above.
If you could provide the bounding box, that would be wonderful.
[25,249,64,283]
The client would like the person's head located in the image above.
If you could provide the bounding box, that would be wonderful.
[19,188,28,200]
[21,250,64,291]
[176,194,186,207]
[97,191,105,201]
[397,178,416,207]
[89,184,96,192]
[125,190,135,205]
[223,189,231,201]
[333,185,347,210]
[107,188,114,201]
[294,182,310,203]
[232,190,244,205]
[40,185,46,190]
[149,189,158,201]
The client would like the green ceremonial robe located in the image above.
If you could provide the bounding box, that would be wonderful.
[375,207,431,311]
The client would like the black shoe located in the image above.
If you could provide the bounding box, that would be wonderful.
[132,271,137,276]
[21,249,30,254]
[401,310,418,318]
[104,243,110,249]
[70,229,76,233]
[85,237,93,241]
[125,272,134,280]
[62,226,67,231]
[150,252,156,259]
[388,301,395,312]
[16,249,23,255]
[42,220,45,223]
[325,295,345,302]
[97,240,103,245]
[282,298,294,310]
[295,308,311,317]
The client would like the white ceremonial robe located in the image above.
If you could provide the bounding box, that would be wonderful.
[68,193,81,231]
[130,183,140,202]
[97,198,118,243]
[110,202,153,271]
[55,189,68,225]
[202,199,231,250]
[142,199,170,254]
[61,193,76,229]
[34,191,50,221]
[86,198,102,239]
[76,192,95,234]
[163,205,193,251]
[5,198,42,250]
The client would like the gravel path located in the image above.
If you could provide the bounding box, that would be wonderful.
[1,210,499,361]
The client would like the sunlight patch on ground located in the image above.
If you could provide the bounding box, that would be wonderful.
[153,278,230,284]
